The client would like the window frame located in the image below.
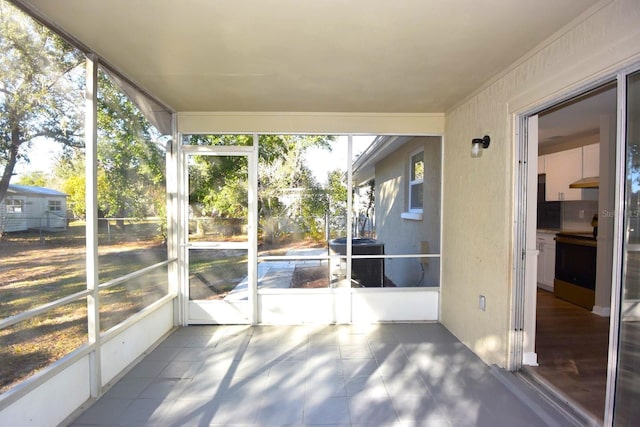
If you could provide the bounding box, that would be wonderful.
[6,198,24,213]
[48,200,62,212]
[408,149,424,214]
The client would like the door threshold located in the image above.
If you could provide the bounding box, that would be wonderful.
[519,366,603,427]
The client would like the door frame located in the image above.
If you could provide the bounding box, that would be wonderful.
[178,142,258,325]
[512,65,640,424]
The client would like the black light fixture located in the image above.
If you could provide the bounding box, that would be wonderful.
[471,135,490,158]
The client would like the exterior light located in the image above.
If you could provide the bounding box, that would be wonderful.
[471,135,491,158]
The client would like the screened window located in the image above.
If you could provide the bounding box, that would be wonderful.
[409,150,424,212]
[48,200,62,211]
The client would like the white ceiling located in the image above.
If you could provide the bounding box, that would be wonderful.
[539,84,617,148]
[20,0,600,113]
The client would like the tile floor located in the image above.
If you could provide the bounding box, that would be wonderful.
[69,323,573,426]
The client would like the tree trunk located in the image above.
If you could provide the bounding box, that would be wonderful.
[0,127,22,203]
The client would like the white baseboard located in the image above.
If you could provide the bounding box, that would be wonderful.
[523,352,539,366]
[537,283,553,292]
[592,305,611,317]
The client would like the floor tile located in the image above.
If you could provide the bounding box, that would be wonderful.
[127,360,170,378]
[72,398,132,425]
[344,375,388,397]
[158,360,203,379]
[341,359,379,379]
[305,374,346,399]
[69,324,574,427]
[119,398,171,424]
[339,344,374,359]
[383,373,430,397]
[304,396,351,425]
[139,378,191,400]
[103,377,153,399]
[348,394,398,425]
[391,393,448,424]
[256,396,305,425]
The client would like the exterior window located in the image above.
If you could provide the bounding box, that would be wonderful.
[48,200,62,211]
[409,151,424,212]
[6,199,24,213]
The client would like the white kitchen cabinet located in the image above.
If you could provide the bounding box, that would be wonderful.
[538,155,546,174]
[582,143,600,177]
[536,232,556,291]
[545,147,583,201]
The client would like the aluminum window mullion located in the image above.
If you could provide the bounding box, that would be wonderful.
[604,70,629,427]
[249,134,259,325]
[84,55,101,398]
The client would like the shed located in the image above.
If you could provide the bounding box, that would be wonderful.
[0,184,68,232]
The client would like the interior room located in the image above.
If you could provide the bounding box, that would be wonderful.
[530,83,617,421]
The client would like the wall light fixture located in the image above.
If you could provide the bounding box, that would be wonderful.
[471,135,490,158]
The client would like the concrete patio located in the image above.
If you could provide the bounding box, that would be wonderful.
[225,248,330,301]
[68,323,574,426]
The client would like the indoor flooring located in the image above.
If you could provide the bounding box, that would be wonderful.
[532,289,610,422]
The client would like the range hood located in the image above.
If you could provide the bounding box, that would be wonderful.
[569,176,599,188]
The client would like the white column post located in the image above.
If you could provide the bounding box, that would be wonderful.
[85,55,101,396]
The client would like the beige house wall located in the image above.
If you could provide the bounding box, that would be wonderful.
[441,0,640,367]
[374,136,442,286]
[177,112,445,135]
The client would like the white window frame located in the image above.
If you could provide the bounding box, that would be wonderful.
[6,198,24,213]
[48,200,62,212]
[408,149,424,214]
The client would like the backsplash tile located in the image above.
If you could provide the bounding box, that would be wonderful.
[562,200,598,231]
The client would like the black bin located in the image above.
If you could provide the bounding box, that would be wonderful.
[329,238,384,287]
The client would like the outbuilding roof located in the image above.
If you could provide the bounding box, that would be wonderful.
[7,184,68,197]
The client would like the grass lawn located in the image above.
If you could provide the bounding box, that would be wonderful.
[0,223,327,393]
[0,221,168,393]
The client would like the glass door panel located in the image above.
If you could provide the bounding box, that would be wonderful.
[614,70,640,424]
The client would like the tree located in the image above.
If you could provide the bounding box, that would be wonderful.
[326,169,348,238]
[355,180,375,237]
[16,170,48,187]
[185,134,335,242]
[54,71,166,228]
[0,1,84,203]
[96,70,165,223]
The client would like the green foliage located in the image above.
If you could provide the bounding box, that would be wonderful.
[54,71,166,227]
[0,1,84,202]
[16,170,48,187]
[326,169,348,238]
[96,71,165,220]
[186,134,336,242]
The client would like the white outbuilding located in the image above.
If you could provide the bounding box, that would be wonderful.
[0,184,68,233]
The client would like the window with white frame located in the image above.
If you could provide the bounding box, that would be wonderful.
[6,198,24,213]
[48,200,62,211]
[409,150,424,212]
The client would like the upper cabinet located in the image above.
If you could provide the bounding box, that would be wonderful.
[538,155,546,174]
[545,147,583,201]
[543,144,600,201]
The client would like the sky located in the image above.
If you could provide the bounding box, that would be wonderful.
[12,137,63,180]
[305,135,375,183]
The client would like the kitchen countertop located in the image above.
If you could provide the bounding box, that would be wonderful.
[537,228,592,235]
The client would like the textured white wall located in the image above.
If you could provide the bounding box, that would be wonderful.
[442,0,640,367]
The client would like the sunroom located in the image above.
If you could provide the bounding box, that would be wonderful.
[1,0,640,426]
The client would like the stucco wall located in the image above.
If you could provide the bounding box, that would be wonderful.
[441,0,640,367]
[375,136,442,286]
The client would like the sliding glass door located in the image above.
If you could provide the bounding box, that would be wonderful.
[613,70,640,425]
